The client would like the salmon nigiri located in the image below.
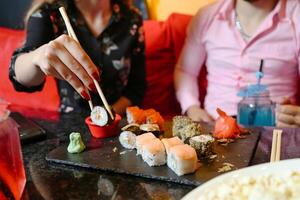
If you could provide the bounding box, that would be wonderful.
[213,108,246,139]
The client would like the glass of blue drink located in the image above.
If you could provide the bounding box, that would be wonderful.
[237,91,275,127]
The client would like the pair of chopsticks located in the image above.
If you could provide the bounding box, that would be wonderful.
[270,129,283,162]
[59,7,114,120]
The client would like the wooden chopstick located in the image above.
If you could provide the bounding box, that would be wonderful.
[59,7,114,120]
[59,7,93,111]
[275,130,282,162]
[270,129,282,162]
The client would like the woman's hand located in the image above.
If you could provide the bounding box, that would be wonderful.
[186,105,214,122]
[276,104,300,128]
[33,34,100,100]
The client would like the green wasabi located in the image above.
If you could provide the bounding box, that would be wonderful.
[67,132,86,153]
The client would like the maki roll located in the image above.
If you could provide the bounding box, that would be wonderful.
[140,124,160,137]
[172,116,202,142]
[167,144,198,176]
[189,135,215,160]
[91,106,115,126]
[145,109,165,130]
[121,123,141,135]
[172,116,192,137]
[141,138,166,166]
[126,106,146,124]
[119,131,136,149]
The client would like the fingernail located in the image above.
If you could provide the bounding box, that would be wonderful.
[92,71,100,81]
[89,83,97,93]
[81,90,91,100]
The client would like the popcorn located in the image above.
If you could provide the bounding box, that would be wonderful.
[199,172,300,200]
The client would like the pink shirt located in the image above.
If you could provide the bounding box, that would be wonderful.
[175,0,300,118]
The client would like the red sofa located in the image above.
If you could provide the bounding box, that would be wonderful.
[0,13,207,118]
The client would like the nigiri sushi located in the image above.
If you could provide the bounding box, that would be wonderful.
[141,138,166,166]
[161,137,183,155]
[126,106,146,124]
[135,132,156,155]
[167,144,198,176]
[119,131,136,149]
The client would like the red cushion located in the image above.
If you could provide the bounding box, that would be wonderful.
[142,18,180,116]
[0,27,60,113]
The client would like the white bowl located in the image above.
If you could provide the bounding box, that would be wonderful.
[182,158,300,200]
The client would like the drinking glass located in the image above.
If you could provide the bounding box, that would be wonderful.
[237,91,275,127]
[0,117,26,200]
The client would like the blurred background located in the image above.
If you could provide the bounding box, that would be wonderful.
[0,0,215,29]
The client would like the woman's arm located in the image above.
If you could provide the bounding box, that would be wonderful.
[9,6,55,92]
[10,5,100,100]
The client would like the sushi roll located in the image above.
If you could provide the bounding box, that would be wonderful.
[145,109,165,130]
[141,138,166,166]
[167,144,198,176]
[91,106,111,126]
[126,106,146,124]
[172,116,202,142]
[189,135,214,160]
[119,131,136,149]
[140,124,160,136]
[161,137,183,155]
[135,132,156,155]
[172,116,192,137]
[121,123,141,135]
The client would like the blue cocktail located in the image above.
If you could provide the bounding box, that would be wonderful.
[237,92,275,127]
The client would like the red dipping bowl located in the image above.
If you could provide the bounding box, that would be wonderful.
[85,114,122,138]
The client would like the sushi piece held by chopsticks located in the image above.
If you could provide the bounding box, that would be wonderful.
[90,106,115,126]
[58,7,114,120]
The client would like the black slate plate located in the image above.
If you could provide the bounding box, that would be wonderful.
[46,123,260,186]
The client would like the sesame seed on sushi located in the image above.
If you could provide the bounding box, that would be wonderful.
[189,134,215,160]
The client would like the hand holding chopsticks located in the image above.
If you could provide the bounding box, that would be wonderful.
[59,7,114,120]
[270,129,282,162]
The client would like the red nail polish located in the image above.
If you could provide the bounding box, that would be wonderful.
[81,90,90,100]
[89,83,97,93]
[92,71,100,81]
